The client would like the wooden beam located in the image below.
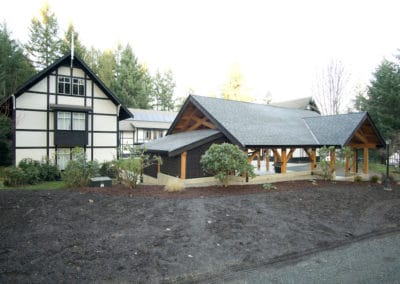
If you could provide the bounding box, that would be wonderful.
[345,151,350,176]
[305,148,317,172]
[281,148,287,173]
[355,131,368,144]
[180,151,187,180]
[353,148,357,174]
[347,143,377,148]
[187,115,215,130]
[330,148,336,174]
[272,149,281,162]
[248,150,259,163]
[286,148,296,161]
[363,147,369,174]
[265,148,270,172]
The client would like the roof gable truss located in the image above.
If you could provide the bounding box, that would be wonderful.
[347,118,384,148]
[171,102,216,133]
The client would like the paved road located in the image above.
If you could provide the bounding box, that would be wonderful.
[219,231,400,284]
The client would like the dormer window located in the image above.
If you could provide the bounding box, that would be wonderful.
[58,76,85,96]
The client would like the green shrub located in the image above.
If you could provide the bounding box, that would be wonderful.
[318,146,335,181]
[354,175,363,182]
[18,158,41,184]
[38,158,60,181]
[370,175,380,183]
[62,148,99,188]
[115,158,142,188]
[263,182,277,190]
[99,161,118,178]
[200,143,255,187]
[3,166,27,186]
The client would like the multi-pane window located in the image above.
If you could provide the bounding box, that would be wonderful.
[73,113,85,130]
[72,78,85,96]
[57,112,86,131]
[58,77,70,94]
[58,76,85,96]
[57,148,70,170]
[57,111,71,130]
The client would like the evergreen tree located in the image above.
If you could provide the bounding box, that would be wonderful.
[60,22,87,59]
[97,49,117,90]
[365,59,400,139]
[0,114,12,166]
[152,69,176,111]
[0,23,35,100]
[113,44,152,108]
[25,3,61,69]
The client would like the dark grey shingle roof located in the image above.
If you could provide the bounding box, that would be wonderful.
[144,129,222,157]
[127,108,176,122]
[303,112,367,146]
[191,95,321,147]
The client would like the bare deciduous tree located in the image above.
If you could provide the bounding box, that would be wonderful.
[313,59,350,115]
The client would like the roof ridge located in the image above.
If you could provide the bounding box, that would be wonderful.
[191,94,314,111]
[302,119,320,145]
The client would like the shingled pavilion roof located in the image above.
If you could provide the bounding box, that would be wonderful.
[145,95,385,156]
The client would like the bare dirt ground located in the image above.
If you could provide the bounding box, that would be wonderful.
[1,180,400,283]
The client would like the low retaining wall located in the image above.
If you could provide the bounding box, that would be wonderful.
[143,171,316,187]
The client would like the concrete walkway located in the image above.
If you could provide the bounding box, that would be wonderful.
[220,231,400,284]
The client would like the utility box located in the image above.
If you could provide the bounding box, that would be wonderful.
[90,177,112,187]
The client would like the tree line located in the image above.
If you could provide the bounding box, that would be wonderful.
[0,3,175,111]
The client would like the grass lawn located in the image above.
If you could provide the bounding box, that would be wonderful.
[0,180,66,190]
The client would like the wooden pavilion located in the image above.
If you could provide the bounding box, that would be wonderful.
[144,95,385,180]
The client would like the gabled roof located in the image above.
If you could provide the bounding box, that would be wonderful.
[304,112,385,147]
[4,53,132,120]
[165,95,385,150]
[169,95,321,147]
[144,129,223,157]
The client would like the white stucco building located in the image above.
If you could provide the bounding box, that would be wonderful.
[0,53,131,169]
[119,108,176,148]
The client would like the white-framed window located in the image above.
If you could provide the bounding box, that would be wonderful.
[73,113,85,130]
[57,111,71,130]
[57,112,86,131]
[72,78,85,96]
[58,76,71,94]
[58,76,85,96]
[57,148,70,170]
[159,131,164,138]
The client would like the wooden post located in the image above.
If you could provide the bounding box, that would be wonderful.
[281,148,287,173]
[266,148,270,172]
[363,147,369,174]
[157,158,161,174]
[180,151,187,180]
[330,148,336,175]
[257,149,261,170]
[345,151,350,176]
[353,148,357,174]
[311,148,317,172]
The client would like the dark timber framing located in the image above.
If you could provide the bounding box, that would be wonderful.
[0,53,132,167]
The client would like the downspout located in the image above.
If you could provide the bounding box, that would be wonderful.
[117,104,121,159]
[11,95,16,166]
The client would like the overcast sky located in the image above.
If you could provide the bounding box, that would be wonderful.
[2,0,400,106]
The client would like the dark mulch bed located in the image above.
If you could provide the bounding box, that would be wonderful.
[1,180,399,283]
